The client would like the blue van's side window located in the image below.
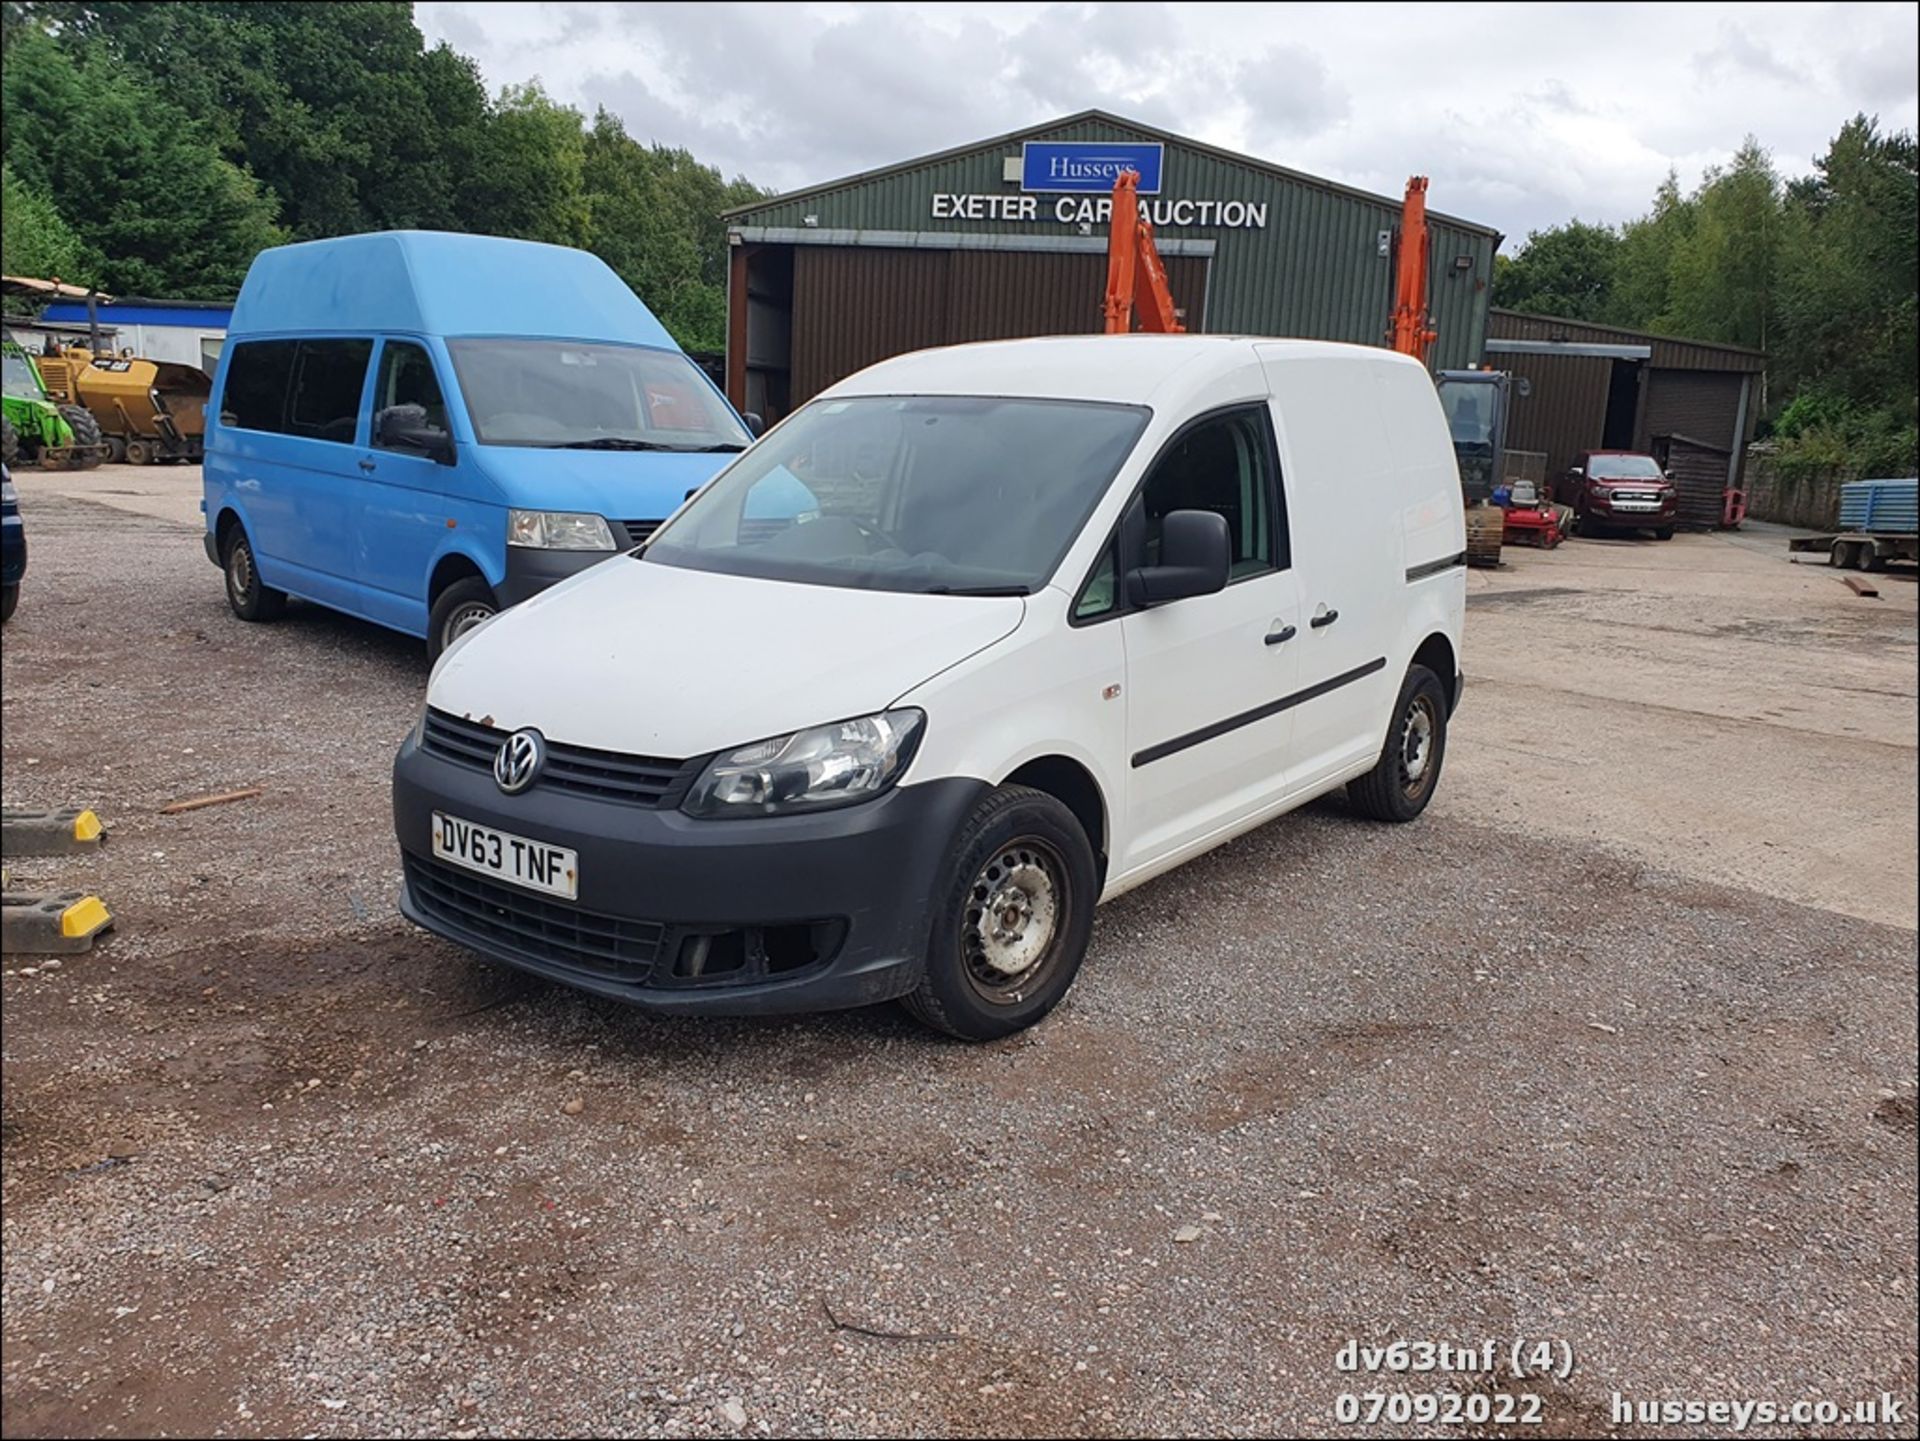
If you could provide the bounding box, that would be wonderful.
[372,342,449,453]
[222,340,298,433]
[288,340,373,445]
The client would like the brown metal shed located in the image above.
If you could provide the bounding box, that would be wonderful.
[1486,309,1766,512]
[785,246,1211,402]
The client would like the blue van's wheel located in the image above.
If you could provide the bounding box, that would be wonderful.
[223,526,287,623]
[428,577,497,660]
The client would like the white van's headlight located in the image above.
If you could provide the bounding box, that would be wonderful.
[683,709,925,818]
[508,509,615,550]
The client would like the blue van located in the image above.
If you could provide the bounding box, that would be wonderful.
[203,231,754,656]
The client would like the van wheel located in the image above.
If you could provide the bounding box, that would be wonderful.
[1,583,18,623]
[1655,527,1675,541]
[223,526,287,622]
[428,577,498,660]
[1347,664,1448,823]
[903,785,1097,1041]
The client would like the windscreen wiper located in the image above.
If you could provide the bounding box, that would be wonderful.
[923,584,1030,596]
[549,437,675,451]
[680,442,749,453]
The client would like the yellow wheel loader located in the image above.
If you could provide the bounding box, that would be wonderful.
[37,346,210,464]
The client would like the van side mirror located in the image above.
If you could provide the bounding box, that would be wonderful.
[1569,466,1584,478]
[1126,509,1231,607]
[743,411,766,439]
[376,405,455,465]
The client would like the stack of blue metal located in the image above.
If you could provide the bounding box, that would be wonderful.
[1838,478,1919,534]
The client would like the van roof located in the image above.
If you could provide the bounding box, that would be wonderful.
[825,334,1426,406]
[228,231,676,350]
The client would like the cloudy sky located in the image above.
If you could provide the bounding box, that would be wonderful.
[417,1,1918,244]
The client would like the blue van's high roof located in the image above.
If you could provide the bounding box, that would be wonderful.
[228,231,676,348]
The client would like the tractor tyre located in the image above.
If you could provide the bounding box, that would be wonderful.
[1,414,17,469]
[106,434,127,464]
[58,406,104,469]
[123,437,152,466]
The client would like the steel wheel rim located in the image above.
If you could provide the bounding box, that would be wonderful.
[442,602,493,649]
[1399,695,1437,799]
[960,836,1069,1006]
[227,542,253,601]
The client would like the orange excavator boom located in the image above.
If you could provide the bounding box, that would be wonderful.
[1103,170,1185,335]
[1389,175,1438,362]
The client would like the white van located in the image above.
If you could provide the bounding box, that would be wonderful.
[392,336,1466,1040]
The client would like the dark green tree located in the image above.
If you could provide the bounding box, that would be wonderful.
[38,1,493,237]
[1490,219,1622,322]
[1,162,102,294]
[1,24,285,295]
[1774,115,1918,426]
[1660,138,1780,351]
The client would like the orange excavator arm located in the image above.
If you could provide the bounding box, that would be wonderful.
[1103,170,1185,335]
[1388,175,1438,362]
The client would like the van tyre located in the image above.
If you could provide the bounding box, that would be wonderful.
[904,785,1098,1041]
[428,577,498,660]
[1655,527,1674,541]
[1,583,17,623]
[1347,664,1449,823]
[223,526,287,622]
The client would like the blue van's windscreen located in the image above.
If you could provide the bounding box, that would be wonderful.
[447,340,748,452]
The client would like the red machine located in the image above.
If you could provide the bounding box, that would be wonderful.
[1103,170,1185,334]
[1497,481,1565,548]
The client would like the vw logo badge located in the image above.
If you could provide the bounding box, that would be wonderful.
[493,728,545,794]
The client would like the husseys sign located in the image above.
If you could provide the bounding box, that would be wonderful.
[1022,140,1164,193]
[929,140,1270,230]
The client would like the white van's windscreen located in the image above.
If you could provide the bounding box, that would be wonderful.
[447,340,749,452]
[641,396,1150,596]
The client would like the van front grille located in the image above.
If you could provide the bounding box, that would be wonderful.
[421,709,702,807]
[405,855,663,981]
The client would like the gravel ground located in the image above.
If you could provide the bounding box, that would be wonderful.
[2,488,1916,1439]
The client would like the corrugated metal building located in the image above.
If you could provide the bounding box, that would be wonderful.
[723,111,1501,418]
[1486,308,1766,508]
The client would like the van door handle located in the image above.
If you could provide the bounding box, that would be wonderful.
[358,457,377,473]
[1264,624,1296,646]
[1310,608,1339,628]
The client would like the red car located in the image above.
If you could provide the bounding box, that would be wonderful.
[1563,451,1679,539]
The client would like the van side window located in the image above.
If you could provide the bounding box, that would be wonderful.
[1074,541,1117,620]
[372,341,448,452]
[1140,407,1285,578]
[287,339,373,445]
[220,340,299,434]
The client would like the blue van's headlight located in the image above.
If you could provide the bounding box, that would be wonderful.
[683,710,925,818]
[508,509,615,551]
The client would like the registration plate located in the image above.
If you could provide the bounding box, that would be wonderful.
[432,812,578,900]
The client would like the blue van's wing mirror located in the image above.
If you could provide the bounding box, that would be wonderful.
[743,411,766,439]
[376,404,455,465]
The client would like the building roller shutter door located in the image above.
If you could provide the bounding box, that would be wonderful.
[790,246,1210,403]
